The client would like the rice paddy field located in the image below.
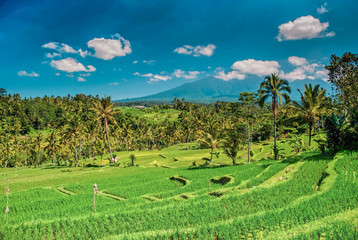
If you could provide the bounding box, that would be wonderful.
[0,145,357,239]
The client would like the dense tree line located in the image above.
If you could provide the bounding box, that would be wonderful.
[0,52,356,168]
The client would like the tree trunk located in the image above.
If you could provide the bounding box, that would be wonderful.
[101,155,103,166]
[309,123,312,147]
[74,140,79,167]
[247,124,251,165]
[105,118,114,163]
[37,150,41,167]
[52,155,55,166]
[209,146,214,164]
[273,97,277,160]
[125,137,129,151]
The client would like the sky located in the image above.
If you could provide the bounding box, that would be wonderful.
[0,0,357,100]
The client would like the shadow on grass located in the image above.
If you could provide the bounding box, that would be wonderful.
[281,150,334,164]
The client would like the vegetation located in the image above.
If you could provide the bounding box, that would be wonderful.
[0,52,358,239]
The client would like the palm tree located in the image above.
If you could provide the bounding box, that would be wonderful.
[223,125,246,165]
[63,118,83,166]
[293,84,326,147]
[33,133,45,167]
[259,74,291,159]
[198,117,223,164]
[91,97,118,163]
[45,130,61,166]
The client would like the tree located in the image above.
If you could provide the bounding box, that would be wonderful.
[223,125,246,165]
[45,130,61,166]
[325,52,358,112]
[198,116,223,164]
[238,92,261,164]
[91,97,118,163]
[129,154,136,166]
[293,84,326,147]
[259,74,291,159]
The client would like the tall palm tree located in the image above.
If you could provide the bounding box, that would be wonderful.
[259,73,291,159]
[45,130,61,166]
[91,97,118,163]
[63,118,83,166]
[293,84,326,147]
[198,116,223,164]
[33,133,45,167]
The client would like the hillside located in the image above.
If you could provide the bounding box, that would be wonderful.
[1,149,357,239]
[117,76,332,103]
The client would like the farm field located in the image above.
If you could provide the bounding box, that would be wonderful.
[1,149,357,239]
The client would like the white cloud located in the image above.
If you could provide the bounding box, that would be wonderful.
[288,56,308,66]
[134,72,172,83]
[55,73,60,76]
[50,57,96,73]
[133,60,138,64]
[46,52,61,58]
[173,69,200,79]
[174,44,216,57]
[42,42,58,49]
[109,82,119,86]
[143,60,155,65]
[79,73,91,77]
[231,59,280,76]
[277,15,334,41]
[77,77,86,82]
[317,3,328,14]
[17,70,40,77]
[43,42,89,58]
[87,34,132,60]
[214,71,245,81]
[280,57,327,81]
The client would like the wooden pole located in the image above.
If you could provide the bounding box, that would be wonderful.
[93,183,98,216]
[4,185,9,224]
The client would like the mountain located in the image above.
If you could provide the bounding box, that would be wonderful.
[117,76,332,103]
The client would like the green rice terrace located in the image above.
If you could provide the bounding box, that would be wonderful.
[1,148,358,239]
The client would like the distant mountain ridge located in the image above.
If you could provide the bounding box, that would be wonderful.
[117,76,332,103]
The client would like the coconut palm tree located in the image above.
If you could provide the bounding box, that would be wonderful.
[259,74,291,159]
[223,125,246,165]
[293,84,326,147]
[45,130,61,166]
[198,116,223,164]
[91,97,118,163]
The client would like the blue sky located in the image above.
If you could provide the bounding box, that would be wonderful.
[0,0,357,100]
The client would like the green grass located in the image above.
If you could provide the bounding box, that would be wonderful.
[115,107,180,123]
[1,144,357,239]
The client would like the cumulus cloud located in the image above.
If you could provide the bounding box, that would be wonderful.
[143,60,155,65]
[87,34,132,60]
[174,44,216,57]
[133,60,138,64]
[43,42,89,58]
[214,71,245,81]
[288,56,308,66]
[134,72,172,83]
[17,70,40,77]
[231,59,280,76]
[173,69,200,79]
[317,3,328,14]
[280,57,328,81]
[46,52,61,58]
[50,57,96,73]
[109,82,119,86]
[77,77,86,82]
[277,15,335,41]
